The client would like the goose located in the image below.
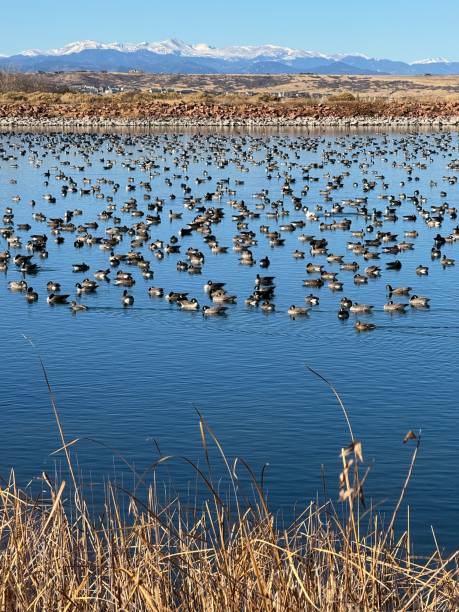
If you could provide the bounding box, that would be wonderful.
[70,301,88,312]
[260,301,275,312]
[441,255,455,266]
[122,290,134,306]
[338,308,350,320]
[9,280,27,291]
[47,293,69,305]
[386,284,412,295]
[287,305,309,317]
[384,301,408,313]
[305,294,319,306]
[350,303,374,314]
[178,298,200,311]
[25,287,38,302]
[409,295,431,308]
[148,287,164,297]
[355,321,376,331]
[204,280,225,294]
[211,290,237,304]
[166,292,188,303]
[416,264,429,275]
[340,297,353,309]
[202,305,227,316]
[47,281,61,292]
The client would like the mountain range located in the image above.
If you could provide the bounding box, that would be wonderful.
[1,39,458,75]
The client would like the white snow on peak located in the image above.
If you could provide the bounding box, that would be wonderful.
[410,57,451,65]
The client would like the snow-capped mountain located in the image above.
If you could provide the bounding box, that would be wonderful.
[0,39,458,75]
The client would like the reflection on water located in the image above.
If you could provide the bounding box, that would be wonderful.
[0,128,458,552]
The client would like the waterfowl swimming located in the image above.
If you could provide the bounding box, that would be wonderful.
[25,287,38,302]
[122,290,134,306]
[47,281,61,292]
[386,284,412,295]
[178,298,200,310]
[416,265,429,275]
[72,263,90,272]
[255,274,275,287]
[148,286,164,297]
[211,290,237,304]
[409,295,431,308]
[287,305,309,317]
[70,301,88,311]
[9,280,27,291]
[338,308,350,320]
[441,255,455,266]
[260,301,275,312]
[202,305,227,316]
[384,301,408,313]
[47,293,69,305]
[340,297,353,309]
[305,294,319,306]
[355,321,376,331]
[166,291,188,303]
[94,269,110,280]
[204,280,225,294]
[350,303,374,314]
[386,260,402,270]
[259,256,270,268]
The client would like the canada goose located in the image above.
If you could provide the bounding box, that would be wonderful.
[386,260,402,270]
[202,305,227,316]
[204,280,225,294]
[166,292,188,303]
[255,274,275,286]
[259,256,270,268]
[47,281,61,292]
[305,294,319,306]
[441,255,455,266]
[409,295,430,308]
[94,269,110,280]
[25,287,38,302]
[355,321,376,331]
[287,305,309,317]
[47,293,69,305]
[340,297,353,309]
[9,280,27,291]
[384,301,408,313]
[122,290,134,306]
[178,298,200,310]
[70,301,88,311]
[260,301,275,312]
[386,284,412,295]
[416,265,429,275]
[350,303,374,314]
[72,263,90,272]
[211,290,237,304]
[338,308,349,320]
[148,287,164,297]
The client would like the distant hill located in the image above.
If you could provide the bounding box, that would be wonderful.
[1,39,459,75]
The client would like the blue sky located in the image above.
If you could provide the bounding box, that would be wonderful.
[1,0,458,61]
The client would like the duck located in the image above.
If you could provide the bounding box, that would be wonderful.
[47,293,69,305]
[122,290,134,306]
[287,305,309,317]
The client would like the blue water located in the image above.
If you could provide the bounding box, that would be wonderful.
[0,128,458,552]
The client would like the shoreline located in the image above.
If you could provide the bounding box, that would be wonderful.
[2,115,459,128]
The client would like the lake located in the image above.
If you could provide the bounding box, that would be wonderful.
[0,128,458,553]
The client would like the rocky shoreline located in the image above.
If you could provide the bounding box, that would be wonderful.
[2,115,459,129]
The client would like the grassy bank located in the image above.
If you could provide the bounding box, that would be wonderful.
[0,368,457,610]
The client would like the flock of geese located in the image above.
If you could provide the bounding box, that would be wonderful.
[0,130,458,331]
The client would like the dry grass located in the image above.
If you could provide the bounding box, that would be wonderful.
[0,361,457,610]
